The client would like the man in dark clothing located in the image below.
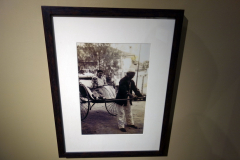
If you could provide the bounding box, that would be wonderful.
[115,71,143,132]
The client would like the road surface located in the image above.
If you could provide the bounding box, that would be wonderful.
[81,101,146,134]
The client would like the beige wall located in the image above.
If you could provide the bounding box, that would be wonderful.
[1,0,240,160]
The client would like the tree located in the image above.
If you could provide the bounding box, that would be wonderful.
[142,61,149,70]
[77,43,122,75]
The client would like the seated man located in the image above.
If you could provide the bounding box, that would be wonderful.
[90,70,116,100]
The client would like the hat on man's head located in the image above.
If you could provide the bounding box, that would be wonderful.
[127,64,136,73]
[97,70,103,73]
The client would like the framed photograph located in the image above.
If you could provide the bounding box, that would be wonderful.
[42,6,185,158]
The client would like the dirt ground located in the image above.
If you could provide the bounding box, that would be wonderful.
[81,101,146,134]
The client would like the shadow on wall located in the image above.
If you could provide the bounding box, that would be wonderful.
[170,29,240,160]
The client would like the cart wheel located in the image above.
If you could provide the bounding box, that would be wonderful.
[105,102,117,116]
[79,84,90,121]
[80,97,90,121]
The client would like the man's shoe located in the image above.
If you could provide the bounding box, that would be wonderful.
[127,125,138,129]
[120,128,126,132]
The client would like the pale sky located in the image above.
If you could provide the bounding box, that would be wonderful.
[110,43,150,63]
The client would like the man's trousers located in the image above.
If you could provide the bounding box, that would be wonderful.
[116,98,134,129]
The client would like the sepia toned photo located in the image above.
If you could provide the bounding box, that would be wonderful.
[77,43,150,134]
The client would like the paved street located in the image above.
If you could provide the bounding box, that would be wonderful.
[81,101,146,134]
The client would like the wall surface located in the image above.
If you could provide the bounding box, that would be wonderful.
[1,0,240,160]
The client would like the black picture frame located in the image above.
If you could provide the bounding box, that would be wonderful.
[42,6,186,158]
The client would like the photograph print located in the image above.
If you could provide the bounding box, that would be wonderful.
[77,43,150,134]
